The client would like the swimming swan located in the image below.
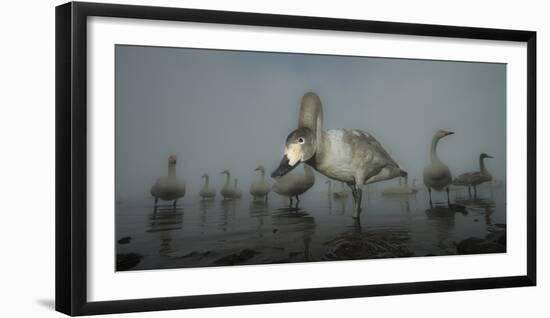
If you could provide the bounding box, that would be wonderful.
[272,164,315,207]
[200,173,216,200]
[220,170,235,200]
[453,153,493,196]
[250,165,271,202]
[271,92,406,218]
[150,155,186,207]
[423,130,454,205]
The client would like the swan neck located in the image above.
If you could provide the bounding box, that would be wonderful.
[430,136,441,163]
[299,95,323,149]
[480,156,487,173]
[168,164,176,177]
[260,169,265,180]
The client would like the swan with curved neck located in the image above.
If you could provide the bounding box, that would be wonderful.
[150,155,186,207]
[272,164,315,207]
[200,173,216,199]
[220,170,235,200]
[453,153,494,197]
[250,165,271,202]
[423,130,454,205]
[272,92,406,218]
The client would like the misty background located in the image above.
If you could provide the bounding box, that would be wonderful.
[115,45,506,199]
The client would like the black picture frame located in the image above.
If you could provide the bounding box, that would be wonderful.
[55,1,537,316]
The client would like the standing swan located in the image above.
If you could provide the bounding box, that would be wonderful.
[220,170,235,200]
[272,164,315,207]
[423,130,454,206]
[453,153,493,197]
[200,173,216,200]
[250,165,271,202]
[150,155,186,207]
[271,92,406,218]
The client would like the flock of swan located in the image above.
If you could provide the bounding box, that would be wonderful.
[150,92,495,219]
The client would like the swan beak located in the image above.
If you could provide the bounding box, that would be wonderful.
[446,131,454,136]
[271,156,298,178]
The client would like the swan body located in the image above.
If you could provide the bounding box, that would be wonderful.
[453,153,493,196]
[272,92,406,218]
[272,164,315,207]
[199,173,216,199]
[423,130,454,204]
[250,165,271,201]
[150,155,186,206]
[220,170,236,200]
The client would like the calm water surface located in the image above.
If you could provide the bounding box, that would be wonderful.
[116,186,505,271]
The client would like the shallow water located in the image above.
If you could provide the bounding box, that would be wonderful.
[115,185,505,271]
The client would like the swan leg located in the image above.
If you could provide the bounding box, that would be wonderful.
[446,187,451,206]
[428,188,433,208]
[468,186,472,197]
[295,195,300,208]
[173,199,177,207]
[154,197,159,207]
[265,195,268,203]
[289,197,293,207]
[474,185,478,198]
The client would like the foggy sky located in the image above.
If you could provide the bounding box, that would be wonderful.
[115,45,506,198]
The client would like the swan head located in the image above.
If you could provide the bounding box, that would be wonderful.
[202,173,208,178]
[271,127,315,178]
[434,130,454,139]
[254,165,265,172]
[480,153,493,159]
[221,169,230,175]
[168,155,177,165]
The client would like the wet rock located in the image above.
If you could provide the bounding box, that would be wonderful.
[177,250,212,259]
[457,237,505,255]
[473,219,479,222]
[116,253,143,271]
[214,249,259,265]
[289,251,302,258]
[486,231,506,246]
[117,236,131,244]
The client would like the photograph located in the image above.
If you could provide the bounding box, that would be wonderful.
[114,44,507,272]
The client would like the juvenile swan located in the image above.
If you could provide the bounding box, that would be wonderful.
[272,164,315,207]
[250,165,271,202]
[423,130,454,205]
[220,170,235,200]
[453,153,493,197]
[150,155,186,207]
[200,173,216,200]
[271,92,406,218]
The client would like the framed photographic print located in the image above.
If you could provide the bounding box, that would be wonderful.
[55,1,536,316]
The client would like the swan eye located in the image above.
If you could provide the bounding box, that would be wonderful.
[298,138,305,144]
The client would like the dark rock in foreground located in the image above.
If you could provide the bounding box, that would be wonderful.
[117,236,131,244]
[214,249,259,265]
[457,237,505,255]
[116,253,143,271]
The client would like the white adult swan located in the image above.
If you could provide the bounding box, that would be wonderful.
[423,130,454,205]
[271,92,406,218]
[250,165,271,202]
[150,155,186,207]
[453,153,493,197]
[220,170,235,200]
[200,173,216,200]
[272,164,315,207]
